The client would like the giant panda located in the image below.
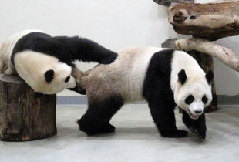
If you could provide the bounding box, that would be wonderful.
[0,30,117,94]
[72,47,214,139]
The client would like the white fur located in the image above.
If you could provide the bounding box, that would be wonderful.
[119,47,162,102]
[82,47,212,120]
[171,51,212,119]
[0,29,42,74]
[14,51,76,94]
[79,47,162,103]
[0,30,76,94]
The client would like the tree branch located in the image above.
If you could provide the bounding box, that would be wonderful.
[176,38,239,72]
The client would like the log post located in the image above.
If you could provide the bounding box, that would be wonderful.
[0,74,57,141]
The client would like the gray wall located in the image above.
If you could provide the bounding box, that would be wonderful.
[0,0,238,96]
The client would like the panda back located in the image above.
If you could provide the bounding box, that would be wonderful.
[0,30,41,70]
[12,31,55,66]
[116,47,163,102]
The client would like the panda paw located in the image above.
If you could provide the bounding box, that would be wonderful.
[4,68,14,75]
[182,111,207,139]
[77,119,115,135]
[160,129,188,138]
[189,126,206,139]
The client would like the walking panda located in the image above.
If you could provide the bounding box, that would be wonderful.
[72,47,214,138]
[0,30,117,94]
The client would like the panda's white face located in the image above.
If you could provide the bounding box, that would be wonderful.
[14,51,76,94]
[43,63,76,94]
[174,69,213,120]
[177,82,212,119]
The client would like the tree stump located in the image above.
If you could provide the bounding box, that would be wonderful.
[0,74,57,141]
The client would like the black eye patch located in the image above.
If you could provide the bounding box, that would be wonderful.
[202,95,208,104]
[65,76,70,83]
[45,69,54,83]
[185,95,194,105]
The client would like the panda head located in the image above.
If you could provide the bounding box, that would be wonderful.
[42,63,76,94]
[175,69,214,120]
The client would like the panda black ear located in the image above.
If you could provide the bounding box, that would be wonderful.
[206,70,214,84]
[45,69,54,83]
[178,69,187,85]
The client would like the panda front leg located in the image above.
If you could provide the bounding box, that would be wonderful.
[182,111,207,139]
[148,100,188,138]
[77,95,124,135]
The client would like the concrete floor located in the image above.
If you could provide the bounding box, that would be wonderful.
[1,104,239,162]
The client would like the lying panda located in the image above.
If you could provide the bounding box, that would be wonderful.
[0,30,117,94]
[72,47,214,138]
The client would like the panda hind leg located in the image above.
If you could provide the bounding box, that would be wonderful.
[77,95,124,135]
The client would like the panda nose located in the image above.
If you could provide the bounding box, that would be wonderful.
[194,110,202,114]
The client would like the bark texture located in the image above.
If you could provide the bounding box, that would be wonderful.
[0,74,56,141]
[168,2,239,40]
[176,38,239,72]
[153,0,194,6]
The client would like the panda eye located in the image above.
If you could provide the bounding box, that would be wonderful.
[65,76,70,83]
[185,95,194,105]
[202,95,208,104]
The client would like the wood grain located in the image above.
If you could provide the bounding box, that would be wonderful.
[0,74,56,141]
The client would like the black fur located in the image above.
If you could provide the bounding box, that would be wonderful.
[182,111,207,139]
[206,70,214,84]
[69,87,86,95]
[202,95,208,104]
[12,32,117,66]
[34,93,43,98]
[45,69,54,83]
[65,76,70,83]
[178,69,187,85]
[143,49,187,138]
[185,95,194,105]
[77,95,124,135]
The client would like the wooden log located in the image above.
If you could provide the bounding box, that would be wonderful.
[153,0,194,6]
[0,74,56,141]
[161,38,178,49]
[162,39,218,112]
[176,38,239,72]
[168,2,239,40]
